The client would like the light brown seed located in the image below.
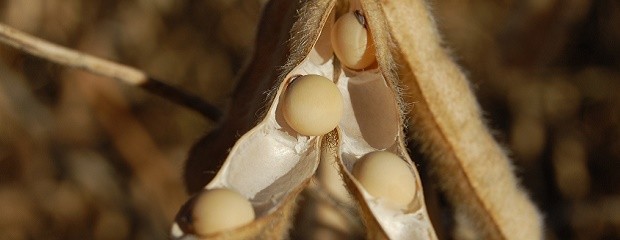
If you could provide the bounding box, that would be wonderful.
[331,11,376,70]
[282,74,343,136]
[192,188,255,236]
[352,151,416,210]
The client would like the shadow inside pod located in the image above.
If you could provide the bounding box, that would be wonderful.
[347,71,400,150]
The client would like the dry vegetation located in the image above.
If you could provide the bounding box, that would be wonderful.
[0,0,618,239]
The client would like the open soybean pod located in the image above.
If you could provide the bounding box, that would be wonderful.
[173,0,543,238]
[327,1,437,239]
[172,0,339,239]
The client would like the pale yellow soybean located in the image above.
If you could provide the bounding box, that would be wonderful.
[331,11,376,70]
[282,74,343,136]
[352,151,416,210]
[192,188,255,236]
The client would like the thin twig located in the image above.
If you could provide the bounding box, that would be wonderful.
[0,23,222,121]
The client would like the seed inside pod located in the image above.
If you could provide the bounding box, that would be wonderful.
[192,188,255,236]
[331,11,377,70]
[352,151,416,210]
[282,74,343,136]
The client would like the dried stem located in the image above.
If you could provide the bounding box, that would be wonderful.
[68,69,187,221]
[0,23,221,121]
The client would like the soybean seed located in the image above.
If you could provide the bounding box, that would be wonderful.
[282,74,343,136]
[352,151,417,210]
[331,11,377,70]
[192,188,255,236]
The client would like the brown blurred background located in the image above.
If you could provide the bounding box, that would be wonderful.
[0,0,617,239]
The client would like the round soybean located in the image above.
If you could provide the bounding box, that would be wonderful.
[352,151,417,209]
[282,74,343,136]
[331,11,376,70]
[192,188,255,236]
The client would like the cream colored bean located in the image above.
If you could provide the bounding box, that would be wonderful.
[192,188,255,236]
[331,11,376,70]
[282,74,343,136]
[352,151,416,210]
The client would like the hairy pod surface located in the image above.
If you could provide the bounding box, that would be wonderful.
[375,0,544,239]
[327,2,436,239]
[175,0,437,238]
[176,0,541,239]
[173,0,337,239]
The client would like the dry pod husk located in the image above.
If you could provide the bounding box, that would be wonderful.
[177,0,541,239]
[175,0,436,237]
[372,0,544,239]
[175,0,436,239]
[0,0,544,238]
[326,2,436,239]
[172,0,338,239]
